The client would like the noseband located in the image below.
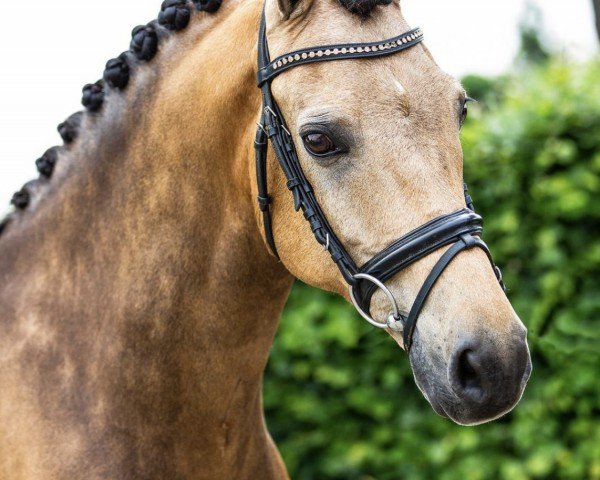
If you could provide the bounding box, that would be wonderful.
[255,9,505,351]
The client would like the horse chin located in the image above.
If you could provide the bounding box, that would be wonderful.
[415,378,450,420]
[409,359,478,425]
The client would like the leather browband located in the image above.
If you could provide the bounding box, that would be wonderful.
[255,7,505,351]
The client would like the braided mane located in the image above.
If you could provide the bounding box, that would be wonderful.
[0,0,395,238]
[0,0,223,236]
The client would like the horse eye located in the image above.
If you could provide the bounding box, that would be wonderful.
[460,104,468,127]
[460,97,475,128]
[302,133,336,156]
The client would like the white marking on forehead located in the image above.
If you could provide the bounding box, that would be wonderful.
[388,77,410,116]
[393,78,406,94]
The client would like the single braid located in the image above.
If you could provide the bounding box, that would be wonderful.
[104,53,131,90]
[193,0,222,13]
[11,188,30,210]
[36,148,59,179]
[82,80,105,111]
[159,0,192,30]
[57,112,83,144]
[130,24,159,61]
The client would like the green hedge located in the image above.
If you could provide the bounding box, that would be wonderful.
[264,59,600,480]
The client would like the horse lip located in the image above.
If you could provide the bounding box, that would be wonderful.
[521,352,533,387]
[429,398,450,419]
[409,354,450,420]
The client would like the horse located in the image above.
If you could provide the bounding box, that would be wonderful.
[0,0,532,478]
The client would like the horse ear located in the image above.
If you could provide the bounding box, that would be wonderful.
[276,0,300,19]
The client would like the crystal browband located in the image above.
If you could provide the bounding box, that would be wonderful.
[257,27,423,86]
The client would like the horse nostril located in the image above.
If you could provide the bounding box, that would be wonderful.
[449,344,487,403]
[442,334,531,422]
[457,350,481,391]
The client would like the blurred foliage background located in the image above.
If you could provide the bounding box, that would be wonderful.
[264,19,600,480]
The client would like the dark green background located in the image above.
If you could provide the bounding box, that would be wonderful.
[264,60,600,479]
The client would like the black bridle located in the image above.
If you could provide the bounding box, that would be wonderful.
[255,9,505,351]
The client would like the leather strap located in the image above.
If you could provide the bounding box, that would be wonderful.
[352,209,484,314]
[258,27,423,86]
[259,89,359,283]
[403,234,495,350]
[255,116,278,256]
[257,10,359,282]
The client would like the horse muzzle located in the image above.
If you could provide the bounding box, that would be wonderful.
[410,324,532,426]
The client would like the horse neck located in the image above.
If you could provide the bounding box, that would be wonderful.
[0,0,292,475]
